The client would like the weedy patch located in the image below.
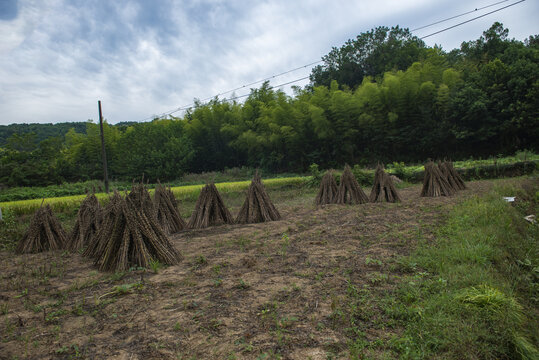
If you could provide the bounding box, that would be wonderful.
[98,282,144,300]
[1,178,535,359]
[388,182,539,359]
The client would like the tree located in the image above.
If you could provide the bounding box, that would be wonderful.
[115,119,194,181]
[310,26,427,88]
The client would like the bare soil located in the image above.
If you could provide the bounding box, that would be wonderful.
[0,181,494,359]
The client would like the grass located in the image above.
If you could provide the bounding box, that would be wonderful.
[0,166,305,202]
[1,168,538,358]
[1,151,537,205]
[0,176,307,216]
[386,179,539,359]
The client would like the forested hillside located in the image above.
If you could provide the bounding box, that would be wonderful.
[0,122,88,146]
[0,23,537,187]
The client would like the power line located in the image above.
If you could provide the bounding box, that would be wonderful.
[202,61,322,101]
[140,0,525,121]
[138,63,320,121]
[411,0,510,31]
[222,76,311,102]
[420,0,525,39]
[172,76,311,116]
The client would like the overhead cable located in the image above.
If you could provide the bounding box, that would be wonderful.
[140,0,525,121]
[411,0,510,31]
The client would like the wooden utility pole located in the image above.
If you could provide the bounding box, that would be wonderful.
[98,101,110,193]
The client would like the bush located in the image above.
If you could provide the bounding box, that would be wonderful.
[515,149,535,162]
[307,163,322,187]
[352,165,373,186]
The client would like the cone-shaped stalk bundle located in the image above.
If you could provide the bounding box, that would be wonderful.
[16,204,68,253]
[188,183,234,229]
[236,172,281,224]
[421,161,455,197]
[82,191,122,259]
[437,162,459,192]
[67,193,102,252]
[89,191,182,272]
[335,165,369,204]
[369,164,402,203]
[154,183,186,234]
[315,171,338,205]
[442,161,466,190]
[127,182,154,216]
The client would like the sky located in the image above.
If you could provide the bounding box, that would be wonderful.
[0,0,537,125]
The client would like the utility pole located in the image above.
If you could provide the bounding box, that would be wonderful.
[98,101,110,193]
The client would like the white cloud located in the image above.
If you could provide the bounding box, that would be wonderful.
[0,0,537,125]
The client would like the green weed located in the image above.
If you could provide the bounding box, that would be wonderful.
[149,259,164,273]
[389,182,539,359]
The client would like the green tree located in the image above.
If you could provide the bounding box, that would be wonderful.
[310,26,426,88]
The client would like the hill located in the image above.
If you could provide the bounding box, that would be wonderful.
[0,122,88,145]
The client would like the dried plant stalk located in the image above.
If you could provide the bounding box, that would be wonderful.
[335,165,369,204]
[85,190,182,272]
[16,204,68,254]
[421,161,455,197]
[236,172,281,224]
[154,183,186,234]
[442,161,466,190]
[369,164,402,203]
[67,193,102,251]
[315,171,338,205]
[188,183,234,229]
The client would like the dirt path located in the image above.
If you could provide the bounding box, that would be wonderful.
[0,181,494,359]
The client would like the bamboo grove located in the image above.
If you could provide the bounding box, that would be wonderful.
[1,23,537,187]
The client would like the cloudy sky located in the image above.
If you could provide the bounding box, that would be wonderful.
[0,0,537,125]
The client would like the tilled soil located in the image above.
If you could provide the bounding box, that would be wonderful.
[0,181,494,359]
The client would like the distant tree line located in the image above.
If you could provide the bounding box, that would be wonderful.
[0,122,88,146]
[0,23,537,187]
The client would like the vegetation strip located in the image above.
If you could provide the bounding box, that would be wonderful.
[388,180,538,358]
[0,177,306,216]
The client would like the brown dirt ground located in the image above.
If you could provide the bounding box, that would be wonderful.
[0,181,495,359]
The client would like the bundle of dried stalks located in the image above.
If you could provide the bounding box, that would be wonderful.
[188,183,234,229]
[438,162,459,192]
[335,165,369,204]
[154,183,186,234]
[16,204,68,253]
[82,191,123,259]
[441,161,466,190]
[89,191,181,272]
[315,171,338,205]
[67,193,102,252]
[369,164,402,203]
[236,173,281,224]
[127,182,154,216]
[421,161,455,197]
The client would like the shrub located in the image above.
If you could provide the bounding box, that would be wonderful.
[352,165,373,186]
[307,163,322,187]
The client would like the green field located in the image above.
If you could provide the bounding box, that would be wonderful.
[2,152,537,216]
[0,177,307,216]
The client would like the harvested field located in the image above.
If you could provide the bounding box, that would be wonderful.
[0,180,503,358]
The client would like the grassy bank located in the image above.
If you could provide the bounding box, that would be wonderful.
[0,168,304,203]
[0,177,307,216]
[1,152,537,203]
[387,179,539,359]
